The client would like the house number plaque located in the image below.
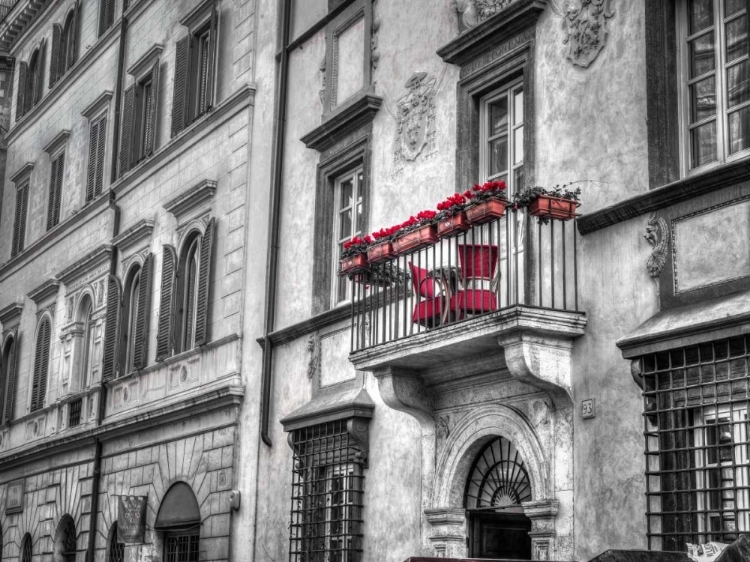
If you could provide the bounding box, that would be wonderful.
[581,399,595,419]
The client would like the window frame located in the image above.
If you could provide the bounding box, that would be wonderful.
[86,111,108,202]
[120,264,142,376]
[676,0,750,176]
[46,149,65,230]
[30,315,52,413]
[11,180,29,258]
[174,232,202,355]
[331,166,365,308]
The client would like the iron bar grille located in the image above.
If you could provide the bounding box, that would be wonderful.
[464,436,532,509]
[642,336,750,551]
[164,534,199,562]
[68,398,82,427]
[349,210,578,352]
[289,420,365,562]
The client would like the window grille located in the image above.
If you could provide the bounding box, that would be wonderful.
[68,398,82,428]
[109,524,124,562]
[164,534,199,562]
[289,420,365,562]
[642,335,750,551]
[464,436,532,509]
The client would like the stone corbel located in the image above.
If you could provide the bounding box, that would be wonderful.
[498,334,573,410]
[346,417,371,467]
[630,358,644,390]
[372,366,434,426]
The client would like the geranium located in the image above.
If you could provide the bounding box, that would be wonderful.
[341,236,369,257]
[436,193,467,217]
[513,185,582,208]
[463,180,508,204]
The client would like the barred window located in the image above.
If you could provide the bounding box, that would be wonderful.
[289,421,365,562]
[642,335,750,551]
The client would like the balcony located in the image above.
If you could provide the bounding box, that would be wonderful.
[347,207,586,376]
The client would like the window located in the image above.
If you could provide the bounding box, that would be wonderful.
[16,40,46,121]
[641,335,750,551]
[79,297,95,389]
[54,515,77,562]
[179,237,199,352]
[0,335,18,423]
[480,81,524,193]
[11,182,29,257]
[98,0,115,38]
[164,534,200,562]
[289,421,365,562]
[108,523,125,562]
[120,60,160,175]
[21,533,32,562]
[332,168,364,306]
[87,114,107,201]
[51,8,78,88]
[117,257,152,376]
[171,8,218,137]
[679,0,750,172]
[68,397,82,427]
[155,482,201,562]
[125,267,141,373]
[47,152,65,230]
[30,317,51,413]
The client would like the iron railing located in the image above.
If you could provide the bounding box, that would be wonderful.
[68,398,82,427]
[347,209,578,353]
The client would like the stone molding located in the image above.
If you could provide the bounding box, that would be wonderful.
[124,0,157,24]
[111,219,154,253]
[301,92,383,152]
[80,90,113,119]
[163,179,217,225]
[0,302,24,328]
[424,508,467,558]
[280,387,375,432]
[27,279,60,307]
[127,44,163,78]
[42,130,70,155]
[180,0,215,28]
[9,162,34,184]
[57,244,113,286]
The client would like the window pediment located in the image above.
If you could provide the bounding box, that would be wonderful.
[112,219,154,254]
[127,44,163,78]
[0,301,24,329]
[9,162,34,185]
[81,90,113,119]
[42,129,70,155]
[57,244,113,289]
[28,279,60,307]
[180,0,215,29]
[163,179,216,225]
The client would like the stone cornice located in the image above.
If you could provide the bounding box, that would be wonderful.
[0,302,24,327]
[80,90,113,119]
[127,43,163,77]
[111,84,255,198]
[27,278,60,306]
[111,219,154,252]
[301,92,382,152]
[280,387,375,432]
[1,0,54,54]
[42,129,70,155]
[259,305,351,349]
[180,0,214,29]
[9,162,34,184]
[57,243,113,286]
[578,157,750,235]
[163,179,216,223]
[0,193,113,283]
[6,19,121,144]
[436,0,546,66]
[123,0,156,24]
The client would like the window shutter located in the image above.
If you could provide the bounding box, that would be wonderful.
[120,85,134,176]
[194,218,215,347]
[95,116,107,197]
[102,274,122,382]
[99,0,114,37]
[46,155,63,230]
[53,154,64,226]
[69,2,79,69]
[50,24,61,88]
[171,36,190,138]
[207,7,218,110]
[133,253,153,370]
[31,319,51,412]
[3,335,18,423]
[16,62,27,120]
[86,120,98,202]
[155,245,176,361]
[144,60,160,157]
[35,39,46,105]
[12,185,28,257]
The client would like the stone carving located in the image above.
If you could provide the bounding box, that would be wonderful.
[644,215,669,278]
[452,0,515,32]
[371,12,380,70]
[66,297,74,321]
[319,55,326,104]
[346,417,370,466]
[561,0,614,68]
[97,278,105,307]
[392,71,437,174]
[307,334,321,380]
[534,540,551,561]
[436,415,450,439]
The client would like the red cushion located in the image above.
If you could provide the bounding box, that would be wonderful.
[458,244,498,280]
[450,289,498,314]
[412,298,443,326]
[408,262,437,298]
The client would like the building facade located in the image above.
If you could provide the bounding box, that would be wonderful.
[0,0,263,560]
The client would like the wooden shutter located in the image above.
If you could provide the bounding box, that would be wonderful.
[171,36,190,138]
[86,120,98,202]
[35,39,46,105]
[12,184,28,257]
[31,319,51,412]
[99,0,114,37]
[144,60,160,157]
[102,274,122,382]
[132,254,153,370]
[155,245,176,361]
[95,116,107,196]
[120,85,134,176]
[194,218,215,347]
[69,2,79,69]
[16,61,27,120]
[49,24,61,88]
[207,7,218,110]
[2,334,18,423]
[46,154,64,230]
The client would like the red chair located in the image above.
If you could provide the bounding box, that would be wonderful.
[409,262,444,327]
[452,244,499,314]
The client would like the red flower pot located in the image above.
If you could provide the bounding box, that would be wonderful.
[466,198,507,224]
[392,225,439,255]
[339,253,369,276]
[529,195,579,221]
[367,241,395,264]
[437,212,470,238]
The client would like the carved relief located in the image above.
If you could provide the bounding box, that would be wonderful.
[645,215,669,278]
[319,55,327,104]
[392,72,437,175]
[436,415,450,440]
[559,0,614,68]
[307,334,321,380]
[452,0,515,32]
[371,4,380,71]
[66,297,74,321]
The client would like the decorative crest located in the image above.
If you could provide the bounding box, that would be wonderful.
[644,215,669,278]
[451,0,516,32]
[393,71,437,173]
[562,0,614,67]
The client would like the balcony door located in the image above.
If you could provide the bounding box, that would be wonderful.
[469,511,531,559]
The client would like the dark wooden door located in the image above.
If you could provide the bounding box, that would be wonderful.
[469,512,532,560]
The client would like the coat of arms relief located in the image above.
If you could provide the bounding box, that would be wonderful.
[391,71,438,176]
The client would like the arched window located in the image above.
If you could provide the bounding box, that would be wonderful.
[156,482,201,562]
[116,256,153,376]
[20,533,32,562]
[78,296,95,389]
[30,317,51,413]
[61,10,76,73]
[0,335,18,424]
[179,236,200,353]
[54,515,77,562]
[27,49,39,109]
[108,522,124,562]
[124,267,141,374]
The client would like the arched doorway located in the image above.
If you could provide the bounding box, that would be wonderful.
[464,436,532,560]
[53,515,77,562]
[108,522,125,562]
[155,482,201,562]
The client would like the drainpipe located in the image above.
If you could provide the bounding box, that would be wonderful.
[87,12,127,561]
[259,0,292,448]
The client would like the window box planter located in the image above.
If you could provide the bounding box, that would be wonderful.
[529,195,579,221]
[339,253,369,276]
[392,224,439,255]
[367,241,395,264]
[437,212,471,238]
[466,198,507,224]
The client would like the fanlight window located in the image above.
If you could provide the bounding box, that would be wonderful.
[464,436,532,509]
